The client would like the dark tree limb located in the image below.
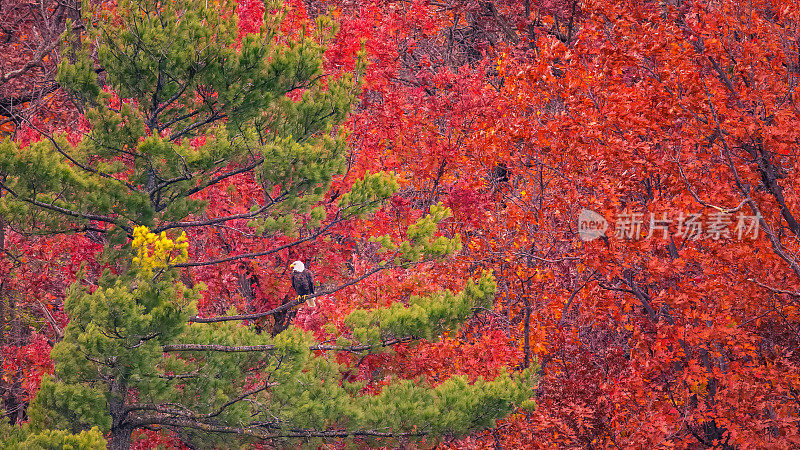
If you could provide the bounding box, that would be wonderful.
[188,266,385,323]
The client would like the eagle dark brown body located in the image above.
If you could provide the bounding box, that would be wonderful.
[290,261,315,306]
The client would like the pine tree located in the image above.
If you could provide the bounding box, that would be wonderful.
[0,0,353,241]
[0,0,535,447]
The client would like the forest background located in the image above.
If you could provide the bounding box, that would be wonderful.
[2,0,800,448]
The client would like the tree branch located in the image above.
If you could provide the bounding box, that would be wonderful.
[189,266,385,323]
[181,156,264,198]
[0,181,130,232]
[126,381,276,420]
[175,218,342,268]
[153,200,277,232]
[161,337,414,354]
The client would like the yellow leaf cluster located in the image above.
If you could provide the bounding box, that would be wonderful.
[131,225,188,277]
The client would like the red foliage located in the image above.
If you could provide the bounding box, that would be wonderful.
[8,0,800,448]
[1,334,54,401]
[319,0,800,447]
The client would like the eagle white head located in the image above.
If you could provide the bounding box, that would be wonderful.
[290,261,305,272]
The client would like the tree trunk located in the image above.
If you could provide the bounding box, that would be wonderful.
[0,221,5,421]
[109,377,131,449]
[522,297,531,369]
[1,187,6,421]
[109,426,133,450]
[0,213,26,423]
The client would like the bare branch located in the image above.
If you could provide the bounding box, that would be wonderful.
[161,337,414,354]
[175,219,342,268]
[189,265,385,323]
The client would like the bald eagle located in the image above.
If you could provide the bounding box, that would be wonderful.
[290,261,315,307]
